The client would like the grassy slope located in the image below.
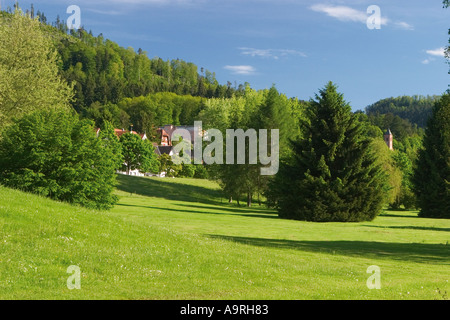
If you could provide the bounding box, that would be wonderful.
[0,175,449,300]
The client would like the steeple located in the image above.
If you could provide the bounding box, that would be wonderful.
[384,129,394,151]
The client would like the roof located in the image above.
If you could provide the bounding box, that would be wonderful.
[158,146,174,155]
[94,128,147,140]
[113,129,144,139]
[385,128,393,136]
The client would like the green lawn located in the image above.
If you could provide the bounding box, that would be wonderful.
[0,175,449,300]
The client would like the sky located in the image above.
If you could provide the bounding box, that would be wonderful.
[2,0,449,110]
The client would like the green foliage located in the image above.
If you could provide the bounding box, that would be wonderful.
[369,138,402,207]
[366,95,440,128]
[179,163,196,178]
[413,94,450,218]
[158,154,182,177]
[83,101,128,129]
[118,93,204,137]
[98,121,124,171]
[193,164,209,179]
[271,82,387,222]
[200,86,305,206]
[0,9,73,127]
[120,133,159,175]
[0,109,118,210]
[391,151,417,210]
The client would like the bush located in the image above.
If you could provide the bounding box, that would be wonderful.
[0,110,119,210]
[193,164,209,179]
[179,163,196,178]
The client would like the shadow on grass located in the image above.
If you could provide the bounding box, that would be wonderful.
[176,203,277,215]
[116,174,223,205]
[364,225,450,233]
[207,235,450,264]
[116,203,280,220]
[379,213,420,218]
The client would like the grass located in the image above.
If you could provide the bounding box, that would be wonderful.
[0,174,449,300]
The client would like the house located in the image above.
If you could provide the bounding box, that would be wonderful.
[156,128,171,146]
[95,125,180,177]
[158,124,204,146]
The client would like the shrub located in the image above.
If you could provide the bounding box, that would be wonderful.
[0,110,119,210]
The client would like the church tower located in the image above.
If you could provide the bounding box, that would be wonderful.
[384,129,394,151]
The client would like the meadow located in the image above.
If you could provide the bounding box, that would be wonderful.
[0,175,448,300]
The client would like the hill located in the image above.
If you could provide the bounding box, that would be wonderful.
[365,95,440,128]
[1,176,449,300]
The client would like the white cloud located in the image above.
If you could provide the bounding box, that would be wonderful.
[310,4,369,23]
[224,65,256,75]
[395,21,414,31]
[310,4,412,28]
[421,47,446,65]
[238,47,307,59]
[426,47,446,57]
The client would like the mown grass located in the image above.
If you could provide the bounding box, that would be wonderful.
[0,175,449,300]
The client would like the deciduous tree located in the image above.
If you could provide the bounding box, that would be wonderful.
[0,9,73,127]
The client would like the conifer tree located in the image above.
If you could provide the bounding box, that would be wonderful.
[413,94,450,218]
[272,82,387,222]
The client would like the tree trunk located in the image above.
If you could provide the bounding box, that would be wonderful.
[247,193,252,207]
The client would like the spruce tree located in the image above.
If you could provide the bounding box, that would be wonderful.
[413,94,450,218]
[273,82,387,222]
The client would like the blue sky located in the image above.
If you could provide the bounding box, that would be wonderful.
[3,0,449,110]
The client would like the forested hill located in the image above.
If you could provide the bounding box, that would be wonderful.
[57,27,247,113]
[365,95,440,128]
[0,7,247,113]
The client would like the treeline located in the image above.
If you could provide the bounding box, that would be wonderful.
[84,92,206,139]
[365,95,440,128]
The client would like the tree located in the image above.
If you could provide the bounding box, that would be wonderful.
[0,109,118,210]
[179,163,196,178]
[368,138,402,208]
[158,154,182,177]
[98,121,124,171]
[271,82,387,222]
[413,94,450,218]
[391,150,416,210]
[0,9,73,128]
[120,133,159,175]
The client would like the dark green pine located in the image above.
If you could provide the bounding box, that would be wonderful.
[413,94,450,218]
[275,82,387,222]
